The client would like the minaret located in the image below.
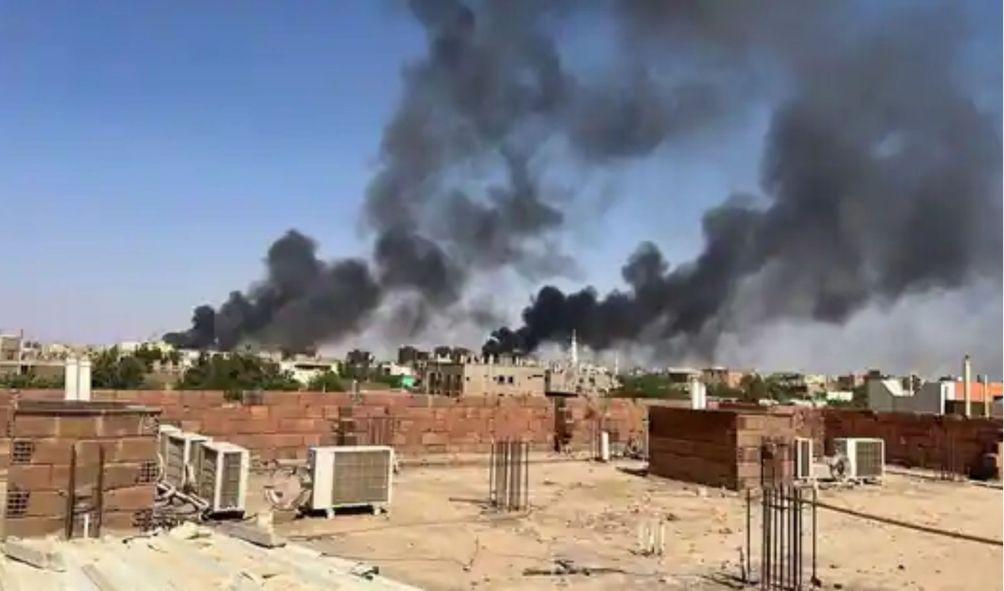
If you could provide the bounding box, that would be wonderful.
[614,352,619,376]
[570,330,578,367]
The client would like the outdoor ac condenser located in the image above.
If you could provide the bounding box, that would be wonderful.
[307,445,394,514]
[794,437,814,480]
[832,437,885,481]
[197,441,249,515]
[163,431,212,490]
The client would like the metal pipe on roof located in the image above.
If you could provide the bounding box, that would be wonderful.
[982,374,990,418]
[963,354,972,418]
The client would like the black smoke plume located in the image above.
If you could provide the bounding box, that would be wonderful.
[168,1,999,358]
[486,4,1002,356]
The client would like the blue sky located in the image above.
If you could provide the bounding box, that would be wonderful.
[1,1,998,349]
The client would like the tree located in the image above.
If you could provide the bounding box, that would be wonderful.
[739,374,769,402]
[178,354,299,393]
[307,371,346,392]
[613,373,689,399]
[91,347,148,389]
[0,371,63,389]
[132,344,164,370]
[707,382,744,400]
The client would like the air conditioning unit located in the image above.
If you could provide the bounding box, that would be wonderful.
[794,437,814,480]
[307,446,394,515]
[197,441,249,516]
[157,424,181,468]
[163,431,212,490]
[832,437,885,481]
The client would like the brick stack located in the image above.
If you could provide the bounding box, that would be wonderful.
[733,413,796,489]
[1,400,160,538]
[648,407,741,489]
[648,407,797,490]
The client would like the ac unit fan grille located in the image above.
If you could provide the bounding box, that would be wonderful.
[166,440,186,485]
[855,441,883,477]
[198,447,219,501]
[220,451,243,508]
[798,440,811,478]
[331,450,391,505]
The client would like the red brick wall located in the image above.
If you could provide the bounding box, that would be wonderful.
[648,407,797,490]
[648,407,739,488]
[823,409,1003,476]
[11,390,558,460]
[555,398,648,452]
[0,397,159,538]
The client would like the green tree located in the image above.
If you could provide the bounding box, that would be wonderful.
[91,347,148,389]
[0,371,64,389]
[613,373,689,399]
[307,370,346,392]
[178,354,299,394]
[707,382,744,400]
[132,344,164,370]
[739,374,769,402]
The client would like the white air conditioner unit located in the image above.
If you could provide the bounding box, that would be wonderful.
[794,437,814,480]
[157,424,181,469]
[163,431,212,490]
[197,441,249,516]
[307,445,394,515]
[832,437,884,481]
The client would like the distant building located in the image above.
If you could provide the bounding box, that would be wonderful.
[545,362,619,397]
[702,367,746,389]
[345,349,375,373]
[279,356,340,386]
[867,377,1003,415]
[424,357,546,397]
[0,332,63,381]
[835,373,864,390]
[664,367,701,384]
[397,346,430,366]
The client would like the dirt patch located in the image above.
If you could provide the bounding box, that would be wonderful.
[251,456,1002,590]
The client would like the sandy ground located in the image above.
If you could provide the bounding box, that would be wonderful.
[250,455,1003,591]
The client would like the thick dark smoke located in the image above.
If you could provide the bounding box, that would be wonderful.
[485,3,1001,357]
[168,1,1000,359]
[165,231,382,351]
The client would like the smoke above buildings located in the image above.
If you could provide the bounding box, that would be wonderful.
[168,0,1001,366]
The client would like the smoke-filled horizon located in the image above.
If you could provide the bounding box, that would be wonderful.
[167,0,1002,373]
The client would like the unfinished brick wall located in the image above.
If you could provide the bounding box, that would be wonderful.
[82,390,555,459]
[554,398,648,452]
[340,395,555,453]
[0,396,159,538]
[823,409,1003,477]
[648,407,796,490]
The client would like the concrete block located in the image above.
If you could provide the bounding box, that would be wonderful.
[218,522,286,548]
[3,539,65,571]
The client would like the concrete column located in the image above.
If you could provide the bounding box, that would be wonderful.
[64,357,79,400]
[963,355,972,418]
[689,378,706,410]
[77,358,92,401]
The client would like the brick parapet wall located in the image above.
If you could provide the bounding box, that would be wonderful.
[823,409,1003,477]
[0,395,159,538]
[555,398,649,452]
[4,390,564,460]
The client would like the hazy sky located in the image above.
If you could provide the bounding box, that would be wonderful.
[1,2,760,342]
[1,2,1000,376]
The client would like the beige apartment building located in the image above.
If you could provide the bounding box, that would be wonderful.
[424,358,546,397]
